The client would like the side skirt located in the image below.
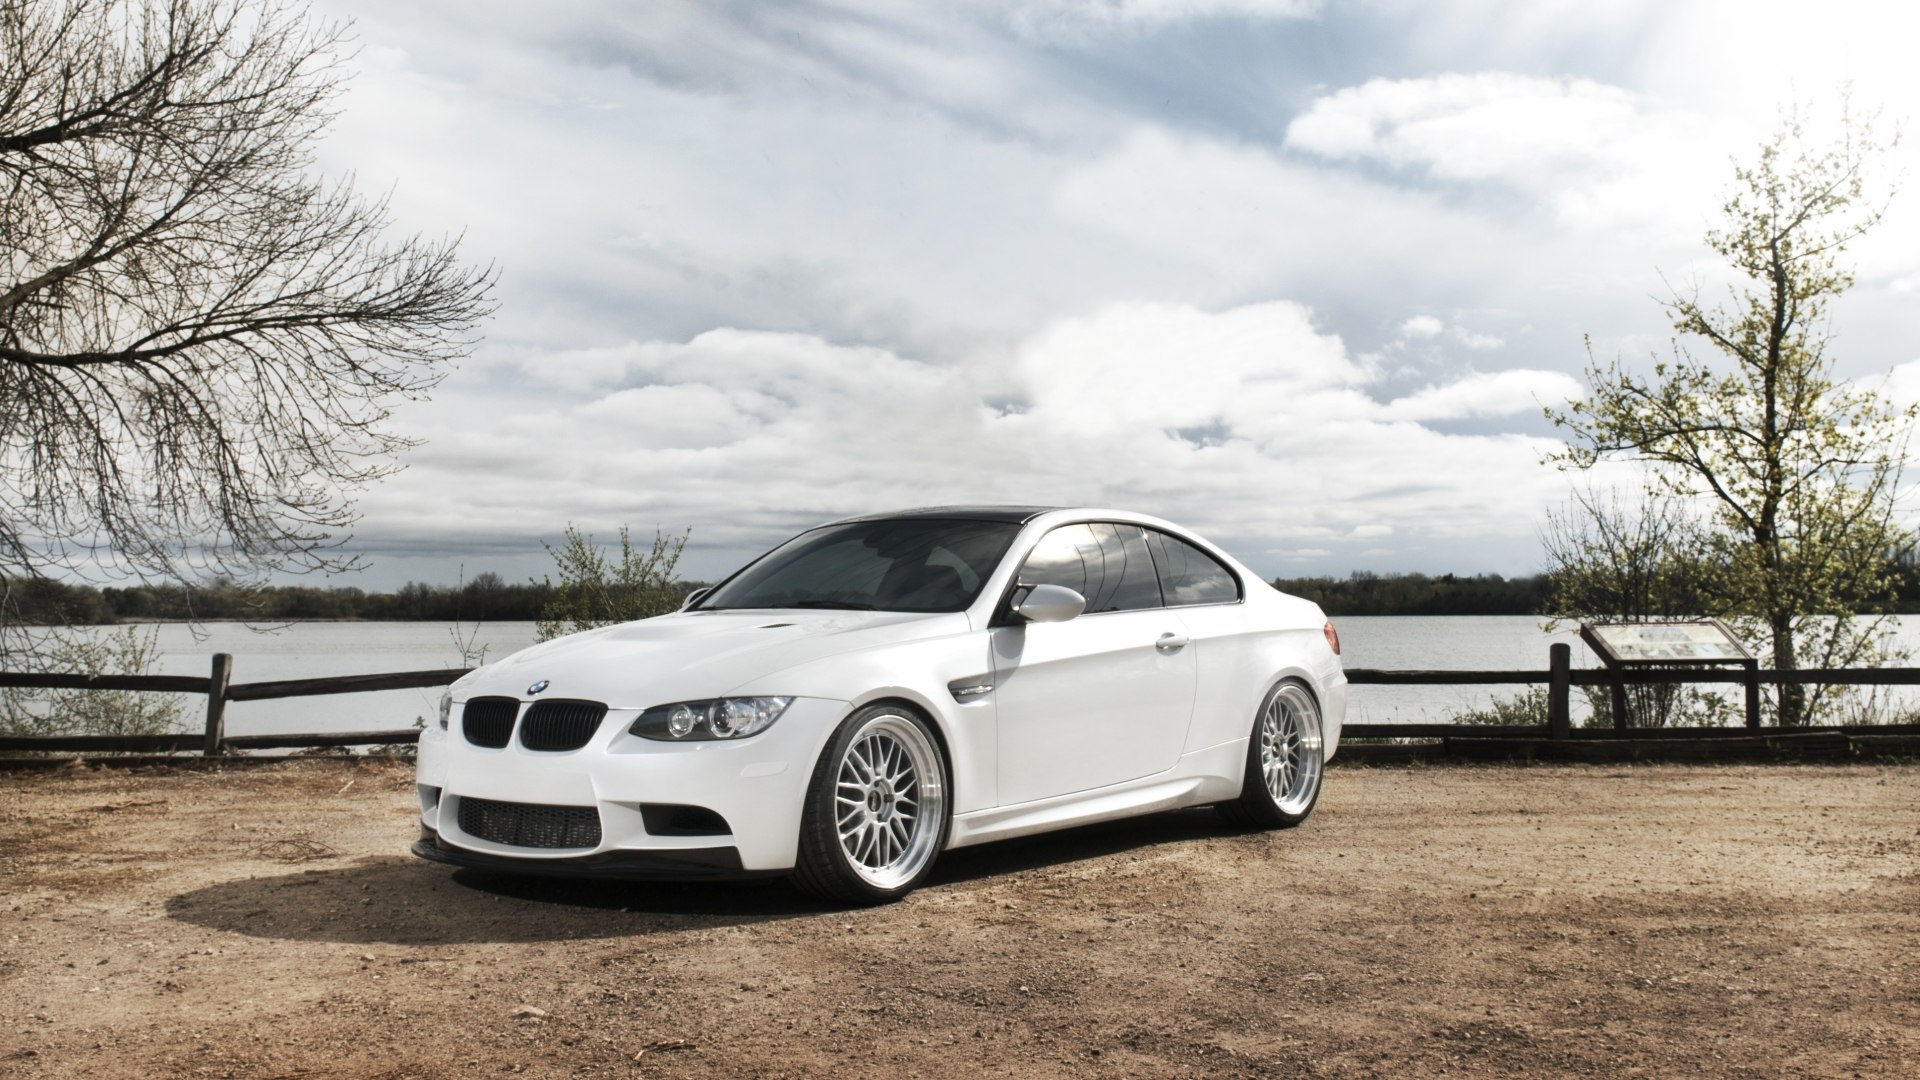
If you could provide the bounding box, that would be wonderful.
[946,740,1245,849]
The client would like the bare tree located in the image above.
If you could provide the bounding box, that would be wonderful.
[1541,485,1706,628]
[0,0,494,584]
[1540,486,1736,727]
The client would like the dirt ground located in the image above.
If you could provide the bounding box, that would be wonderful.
[1,759,1915,1079]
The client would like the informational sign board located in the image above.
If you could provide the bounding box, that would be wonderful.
[1580,619,1760,731]
[1580,620,1754,666]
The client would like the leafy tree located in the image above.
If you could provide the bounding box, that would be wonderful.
[534,525,689,642]
[0,0,494,584]
[1551,113,1911,725]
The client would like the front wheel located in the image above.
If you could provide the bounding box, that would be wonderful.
[1219,679,1324,828]
[793,704,951,904]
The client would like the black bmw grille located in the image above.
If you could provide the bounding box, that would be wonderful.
[462,697,519,748]
[518,699,609,752]
[457,796,602,849]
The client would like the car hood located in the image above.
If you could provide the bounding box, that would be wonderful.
[452,608,968,707]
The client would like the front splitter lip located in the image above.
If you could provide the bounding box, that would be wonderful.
[411,831,783,882]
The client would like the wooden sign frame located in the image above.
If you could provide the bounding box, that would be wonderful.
[1578,620,1760,730]
[1579,619,1754,666]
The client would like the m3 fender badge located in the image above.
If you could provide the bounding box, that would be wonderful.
[526,679,550,696]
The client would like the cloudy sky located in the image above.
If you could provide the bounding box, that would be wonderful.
[303,0,1920,589]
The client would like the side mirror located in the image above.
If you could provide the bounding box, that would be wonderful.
[1012,583,1085,624]
[680,587,711,611]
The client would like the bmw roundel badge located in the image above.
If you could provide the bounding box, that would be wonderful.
[526,679,550,696]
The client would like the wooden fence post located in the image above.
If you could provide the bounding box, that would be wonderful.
[1547,643,1570,740]
[203,653,233,757]
[1743,660,1761,729]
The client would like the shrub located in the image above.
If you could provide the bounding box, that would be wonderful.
[534,525,689,642]
[1450,688,1551,726]
[1,626,187,738]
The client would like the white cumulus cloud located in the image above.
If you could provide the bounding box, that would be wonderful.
[291,0,1920,588]
[1400,315,1444,339]
[1453,328,1505,350]
[1286,73,1642,178]
[368,301,1576,579]
[1284,72,1715,232]
[1378,369,1584,422]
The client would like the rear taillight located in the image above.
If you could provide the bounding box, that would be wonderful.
[1323,621,1341,656]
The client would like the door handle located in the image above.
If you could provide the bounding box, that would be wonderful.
[1155,632,1190,653]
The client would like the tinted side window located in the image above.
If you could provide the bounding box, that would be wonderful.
[1017,523,1164,613]
[1087,523,1162,612]
[1148,531,1241,605]
[1018,524,1100,598]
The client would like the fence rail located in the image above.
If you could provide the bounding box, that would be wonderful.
[0,654,468,754]
[3,645,1919,760]
[1347,667,1920,686]
[1340,644,1920,759]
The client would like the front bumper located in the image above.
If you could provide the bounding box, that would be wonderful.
[414,695,848,874]
[410,830,777,881]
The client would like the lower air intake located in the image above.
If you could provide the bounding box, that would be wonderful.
[457,796,602,849]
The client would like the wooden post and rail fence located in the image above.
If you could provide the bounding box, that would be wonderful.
[2,642,1919,760]
[0,656,468,755]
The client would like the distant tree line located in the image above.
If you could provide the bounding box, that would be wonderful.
[1,572,710,627]
[1274,560,1920,618]
[4,573,543,624]
[6,560,1917,628]
[1270,572,1554,616]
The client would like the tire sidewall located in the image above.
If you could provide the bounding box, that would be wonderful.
[1232,678,1323,828]
[797,702,951,903]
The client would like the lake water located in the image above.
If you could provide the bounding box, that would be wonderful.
[129,620,542,737]
[79,614,1920,737]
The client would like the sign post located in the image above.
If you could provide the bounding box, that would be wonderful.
[1578,620,1759,730]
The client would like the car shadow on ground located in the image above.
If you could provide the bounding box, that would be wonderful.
[163,807,1246,946]
[926,806,1238,885]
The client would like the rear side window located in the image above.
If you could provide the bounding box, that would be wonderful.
[1147,530,1241,606]
[1018,523,1164,613]
[1086,523,1162,612]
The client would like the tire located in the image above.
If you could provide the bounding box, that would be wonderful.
[793,703,951,904]
[1219,679,1325,829]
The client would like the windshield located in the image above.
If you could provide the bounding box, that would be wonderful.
[698,518,1020,613]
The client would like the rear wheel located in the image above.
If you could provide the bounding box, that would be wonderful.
[1219,679,1324,828]
[793,703,950,904]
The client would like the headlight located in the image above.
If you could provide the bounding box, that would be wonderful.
[437,691,453,730]
[630,697,794,741]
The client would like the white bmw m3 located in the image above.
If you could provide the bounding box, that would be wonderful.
[414,507,1346,903]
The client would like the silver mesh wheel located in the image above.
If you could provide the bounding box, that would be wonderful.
[1258,682,1324,816]
[832,713,945,891]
